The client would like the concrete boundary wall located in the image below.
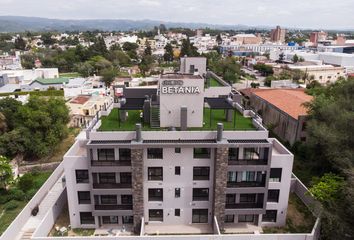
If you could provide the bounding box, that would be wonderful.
[0,162,65,240]
[32,189,68,238]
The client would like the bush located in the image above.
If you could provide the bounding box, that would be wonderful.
[7,188,26,201]
[18,174,35,192]
[4,200,19,210]
[25,188,39,200]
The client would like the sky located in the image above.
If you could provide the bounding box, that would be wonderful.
[0,0,354,29]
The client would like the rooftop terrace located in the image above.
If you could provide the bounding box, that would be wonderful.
[98,108,255,131]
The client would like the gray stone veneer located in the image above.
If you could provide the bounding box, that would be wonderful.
[213,147,229,230]
[131,148,144,233]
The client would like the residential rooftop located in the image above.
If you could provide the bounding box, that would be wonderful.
[248,88,313,119]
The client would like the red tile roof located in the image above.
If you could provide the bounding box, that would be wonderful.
[250,88,313,119]
[70,95,90,105]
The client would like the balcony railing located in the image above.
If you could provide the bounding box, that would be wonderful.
[91,160,131,166]
[95,204,133,210]
[228,159,268,166]
[227,181,265,188]
[225,202,264,209]
[93,183,132,189]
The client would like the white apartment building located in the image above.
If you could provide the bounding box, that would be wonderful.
[63,72,294,235]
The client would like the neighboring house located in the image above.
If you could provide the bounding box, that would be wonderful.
[241,88,313,145]
[22,77,70,91]
[66,95,113,128]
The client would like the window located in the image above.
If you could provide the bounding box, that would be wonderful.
[80,212,95,225]
[99,173,116,184]
[243,148,260,160]
[175,148,181,153]
[193,148,211,159]
[269,168,282,182]
[101,195,117,205]
[78,191,91,204]
[102,216,118,224]
[225,215,234,223]
[263,210,277,222]
[228,148,239,161]
[228,172,237,183]
[239,214,255,223]
[76,170,89,183]
[98,149,115,161]
[122,216,133,224]
[120,172,132,184]
[268,190,280,203]
[148,189,163,201]
[175,166,181,175]
[175,188,181,198]
[192,188,209,201]
[192,209,208,223]
[240,194,256,203]
[147,148,163,159]
[175,209,180,217]
[149,209,163,222]
[193,167,210,180]
[121,195,133,205]
[119,148,131,161]
[226,194,236,204]
[148,167,163,181]
[241,171,255,182]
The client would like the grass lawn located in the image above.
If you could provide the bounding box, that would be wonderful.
[37,128,80,163]
[99,108,255,131]
[208,78,223,87]
[0,171,53,235]
[198,108,255,131]
[59,72,81,78]
[263,193,316,234]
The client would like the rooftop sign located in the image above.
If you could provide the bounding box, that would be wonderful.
[161,80,201,95]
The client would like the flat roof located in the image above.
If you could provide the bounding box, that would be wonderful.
[250,88,313,119]
[160,73,203,80]
[69,95,91,105]
[205,98,234,109]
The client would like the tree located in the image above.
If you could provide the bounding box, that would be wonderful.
[101,68,118,87]
[108,50,132,67]
[253,63,274,76]
[0,97,21,131]
[180,37,199,57]
[144,41,152,56]
[41,32,56,46]
[14,36,27,50]
[278,52,285,63]
[216,34,222,45]
[139,55,154,77]
[292,54,299,63]
[0,112,7,134]
[303,78,354,240]
[0,156,12,189]
[75,62,95,77]
[163,43,174,62]
[88,36,108,57]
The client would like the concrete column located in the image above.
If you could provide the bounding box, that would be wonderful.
[226,109,233,122]
[213,147,229,230]
[131,148,144,234]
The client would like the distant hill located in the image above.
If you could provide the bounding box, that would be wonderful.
[0,16,267,32]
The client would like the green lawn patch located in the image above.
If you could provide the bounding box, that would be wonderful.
[59,72,81,78]
[99,108,255,131]
[0,171,52,235]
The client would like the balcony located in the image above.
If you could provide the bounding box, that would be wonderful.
[228,159,268,166]
[91,160,131,167]
[94,204,133,210]
[225,202,263,209]
[93,183,132,189]
[227,181,265,188]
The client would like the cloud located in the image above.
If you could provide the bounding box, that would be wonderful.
[138,0,161,7]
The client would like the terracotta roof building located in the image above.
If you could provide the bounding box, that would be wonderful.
[242,88,313,145]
